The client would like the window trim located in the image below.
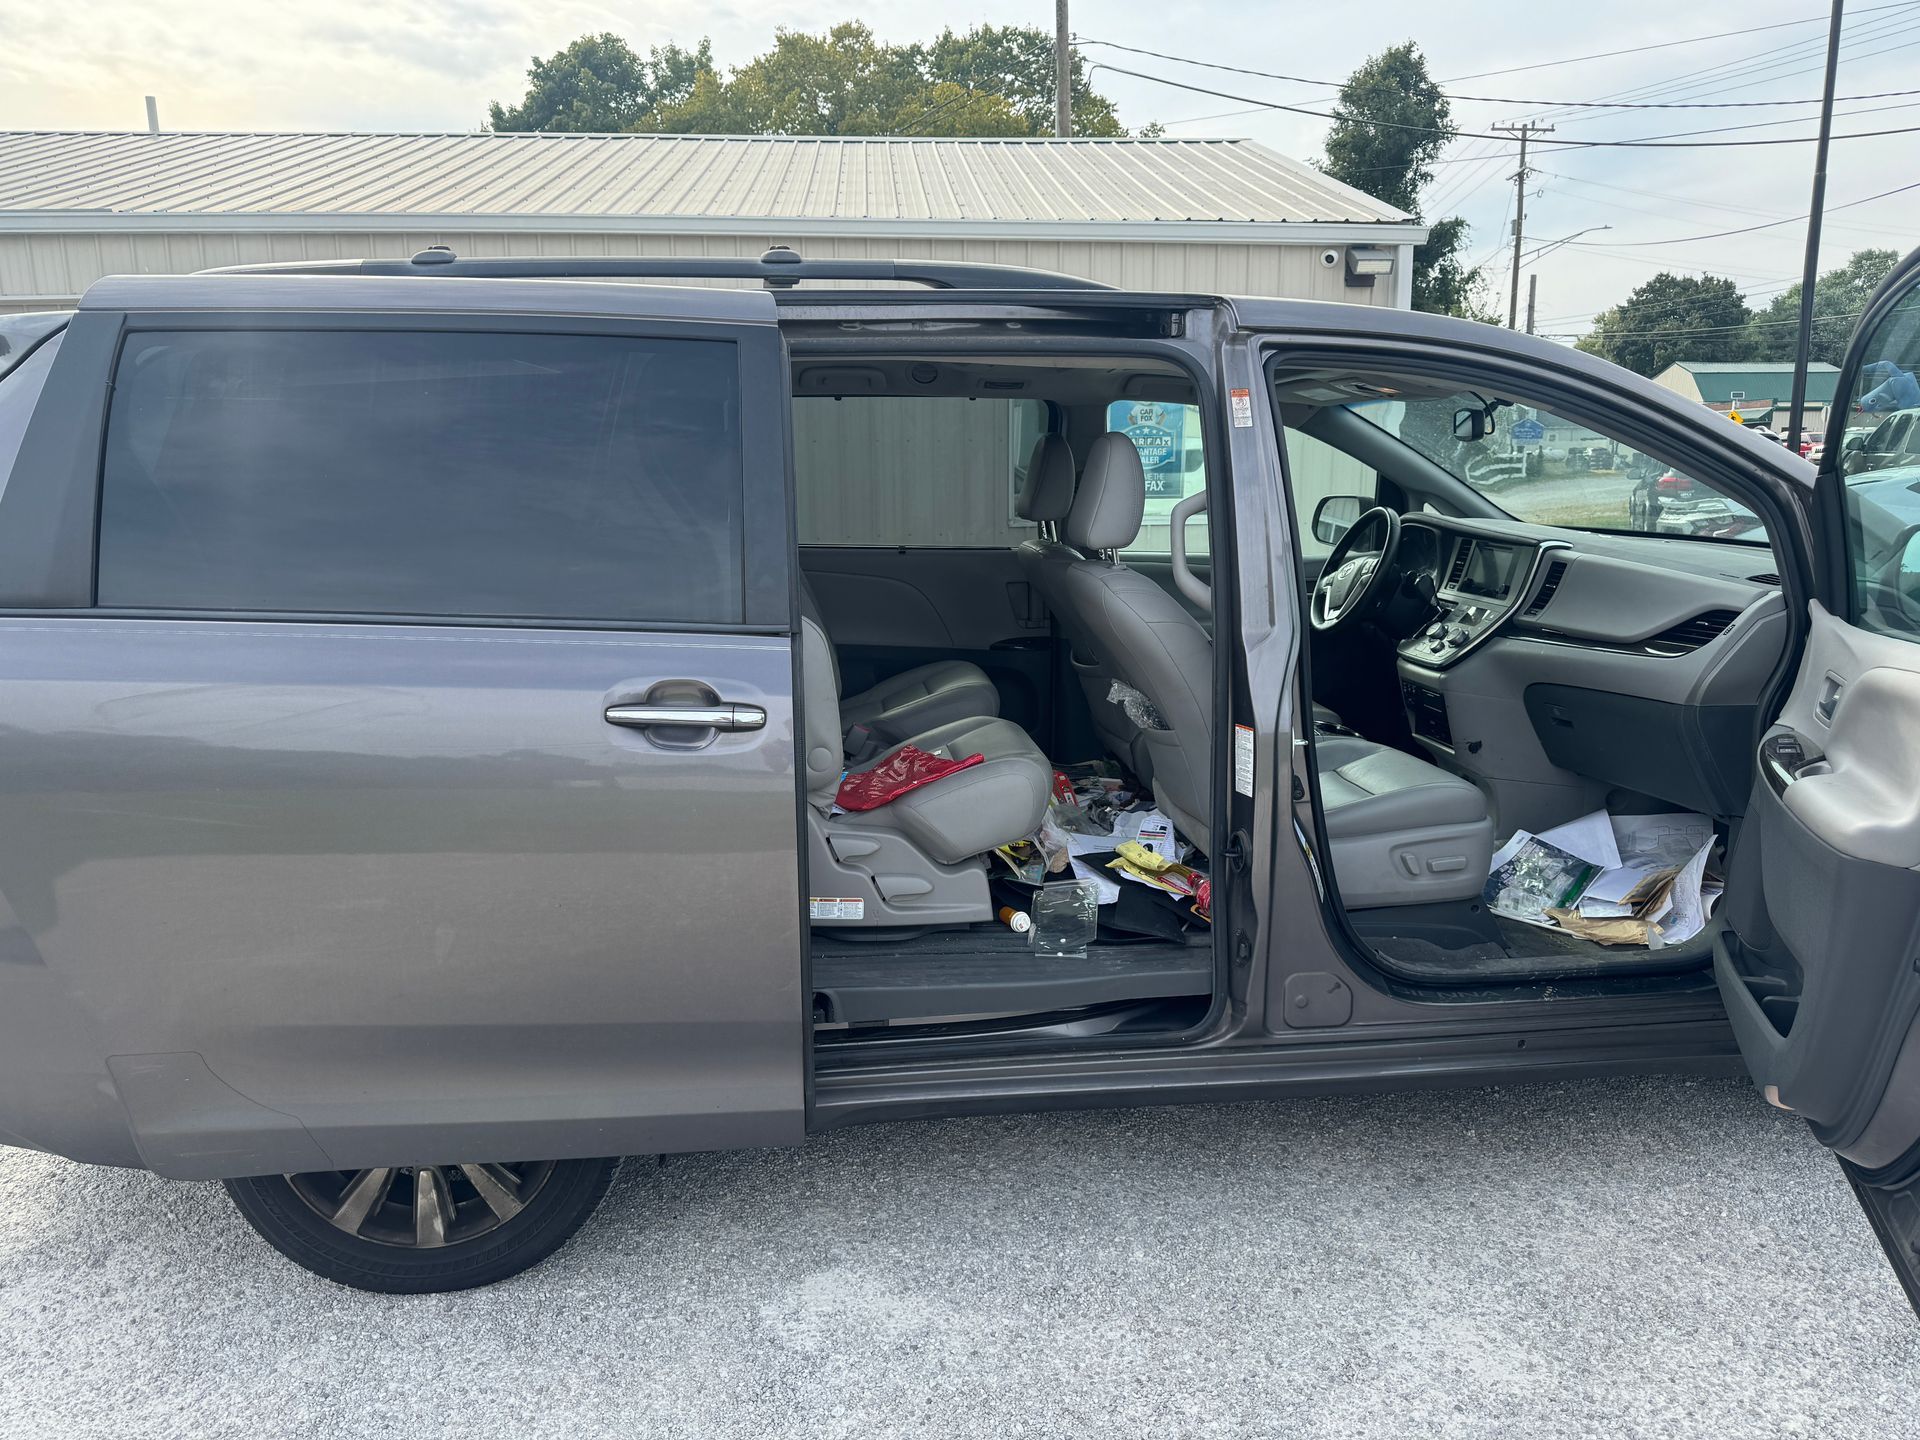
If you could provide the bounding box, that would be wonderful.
[0,307,791,631]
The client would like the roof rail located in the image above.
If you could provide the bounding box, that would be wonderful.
[197,245,1113,291]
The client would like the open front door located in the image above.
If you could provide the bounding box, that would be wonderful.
[1717,246,1920,1311]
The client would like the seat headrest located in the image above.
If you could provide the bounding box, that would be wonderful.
[1064,433,1147,552]
[1015,433,1077,523]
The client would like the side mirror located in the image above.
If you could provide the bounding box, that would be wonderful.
[1182,447,1205,474]
[1453,407,1491,442]
[1312,494,1364,546]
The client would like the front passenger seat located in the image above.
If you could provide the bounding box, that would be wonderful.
[1056,434,1216,848]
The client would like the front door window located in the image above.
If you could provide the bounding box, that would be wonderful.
[1835,273,1920,639]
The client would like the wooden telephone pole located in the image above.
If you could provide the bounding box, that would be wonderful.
[1494,121,1554,329]
[1055,0,1071,137]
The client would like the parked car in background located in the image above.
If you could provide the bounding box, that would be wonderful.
[1845,407,1920,473]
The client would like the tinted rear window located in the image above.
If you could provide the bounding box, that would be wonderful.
[98,328,745,624]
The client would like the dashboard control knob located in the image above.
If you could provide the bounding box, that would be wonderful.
[1445,626,1469,647]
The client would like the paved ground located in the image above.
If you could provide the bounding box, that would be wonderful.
[3,1073,1917,1439]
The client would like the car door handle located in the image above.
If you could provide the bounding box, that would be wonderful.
[605,703,767,732]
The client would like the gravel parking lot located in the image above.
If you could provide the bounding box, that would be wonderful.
[3,1073,1918,1439]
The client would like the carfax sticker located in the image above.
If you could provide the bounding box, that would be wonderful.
[809,897,865,921]
[1229,388,1254,428]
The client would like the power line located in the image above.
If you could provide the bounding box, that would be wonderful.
[1558,304,1871,340]
[1438,2,1920,81]
[1564,176,1920,246]
[1085,61,1920,148]
[1075,34,1920,109]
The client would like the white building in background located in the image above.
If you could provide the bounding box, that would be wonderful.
[0,131,1426,312]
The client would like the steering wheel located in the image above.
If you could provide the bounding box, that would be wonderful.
[1310,505,1402,633]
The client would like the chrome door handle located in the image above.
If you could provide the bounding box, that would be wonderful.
[605,703,767,732]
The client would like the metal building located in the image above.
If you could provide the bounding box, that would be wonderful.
[0,131,1427,312]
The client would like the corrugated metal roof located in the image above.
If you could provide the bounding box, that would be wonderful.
[0,131,1410,228]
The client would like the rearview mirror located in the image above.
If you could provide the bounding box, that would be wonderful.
[1312,494,1364,546]
[1453,407,1491,442]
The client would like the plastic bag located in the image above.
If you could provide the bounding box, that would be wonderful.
[1107,680,1168,732]
[836,745,983,812]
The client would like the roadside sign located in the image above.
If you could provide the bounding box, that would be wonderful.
[1510,418,1545,443]
[1728,409,1744,425]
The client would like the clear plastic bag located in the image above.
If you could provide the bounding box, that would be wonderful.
[1030,880,1100,959]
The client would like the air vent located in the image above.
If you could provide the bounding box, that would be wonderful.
[1748,571,1781,586]
[1522,559,1569,617]
[1444,542,1471,591]
[1644,609,1740,655]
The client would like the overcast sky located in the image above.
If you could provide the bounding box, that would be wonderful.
[4,0,1915,333]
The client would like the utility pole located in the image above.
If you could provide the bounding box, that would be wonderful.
[1788,0,1845,451]
[1525,273,1538,335]
[1054,0,1072,137]
[1494,120,1554,329]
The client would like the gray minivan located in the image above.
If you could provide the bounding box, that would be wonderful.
[1,246,1918,1301]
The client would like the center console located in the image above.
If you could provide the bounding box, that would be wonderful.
[1397,534,1552,669]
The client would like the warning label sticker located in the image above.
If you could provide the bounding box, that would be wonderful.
[1229,388,1254,428]
[809,897,865,921]
[1234,723,1255,797]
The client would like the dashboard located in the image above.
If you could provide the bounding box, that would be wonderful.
[1385,515,1789,835]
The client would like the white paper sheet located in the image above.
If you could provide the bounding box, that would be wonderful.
[1649,839,1715,946]
[1070,857,1122,905]
[1538,810,1622,870]
[1611,812,1713,869]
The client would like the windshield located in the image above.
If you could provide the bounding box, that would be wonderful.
[1347,392,1768,545]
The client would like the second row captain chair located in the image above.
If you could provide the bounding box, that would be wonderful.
[800,614,1051,927]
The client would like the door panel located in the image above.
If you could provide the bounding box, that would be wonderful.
[800,546,1055,740]
[1718,243,1920,1311]
[0,619,803,1178]
[1718,604,1920,1144]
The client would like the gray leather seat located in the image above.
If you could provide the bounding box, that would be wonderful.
[798,571,998,746]
[1017,434,1144,771]
[1051,434,1493,897]
[1314,736,1495,908]
[801,616,1051,926]
[1055,433,1216,846]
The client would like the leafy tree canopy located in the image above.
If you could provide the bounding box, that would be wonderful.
[1315,44,1487,318]
[1576,273,1754,376]
[489,25,1136,138]
[1748,248,1900,366]
[488,34,712,133]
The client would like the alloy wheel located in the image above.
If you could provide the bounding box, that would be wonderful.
[285,1162,557,1249]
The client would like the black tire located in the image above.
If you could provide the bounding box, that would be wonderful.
[224,1157,619,1293]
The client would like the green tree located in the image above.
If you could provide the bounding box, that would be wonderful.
[1576,273,1755,376]
[488,34,716,133]
[1747,248,1899,365]
[490,25,1142,139]
[925,25,1125,137]
[1314,44,1482,318]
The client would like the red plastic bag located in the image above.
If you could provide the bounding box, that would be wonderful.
[836,745,984,812]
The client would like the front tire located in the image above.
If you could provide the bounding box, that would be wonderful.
[224,1157,619,1293]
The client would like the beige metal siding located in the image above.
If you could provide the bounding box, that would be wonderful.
[0,228,1396,310]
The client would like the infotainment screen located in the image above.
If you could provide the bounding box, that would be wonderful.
[1456,541,1519,599]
